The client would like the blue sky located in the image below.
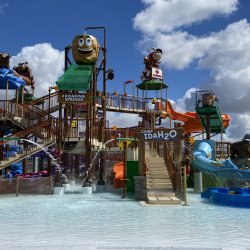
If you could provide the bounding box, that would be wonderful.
[1,0,250,141]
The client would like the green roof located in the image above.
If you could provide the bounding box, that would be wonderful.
[136,80,168,90]
[57,64,94,91]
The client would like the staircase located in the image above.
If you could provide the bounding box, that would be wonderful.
[146,151,181,205]
[0,138,56,170]
[0,100,58,170]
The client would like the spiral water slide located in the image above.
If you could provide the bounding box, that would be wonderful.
[161,100,230,134]
[192,141,250,180]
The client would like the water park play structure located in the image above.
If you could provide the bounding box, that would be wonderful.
[0,26,249,206]
[191,139,250,207]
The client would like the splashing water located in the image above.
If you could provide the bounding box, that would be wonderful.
[82,138,116,185]
[19,139,60,169]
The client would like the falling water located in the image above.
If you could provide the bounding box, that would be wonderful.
[19,138,60,169]
[82,138,116,185]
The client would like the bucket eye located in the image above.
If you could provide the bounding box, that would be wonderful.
[78,38,84,47]
[85,37,92,47]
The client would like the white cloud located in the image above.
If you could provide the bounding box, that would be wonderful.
[0,3,8,14]
[133,0,250,141]
[198,20,250,114]
[107,112,141,128]
[138,31,217,69]
[134,0,238,34]
[175,87,199,112]
[169,20,250,141]
[226,113,250,141]
[9,43,64,97]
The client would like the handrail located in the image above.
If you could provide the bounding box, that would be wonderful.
[30,90,59,106]
[0,118,57,145]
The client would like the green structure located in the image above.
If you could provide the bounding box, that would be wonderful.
[136,79,167,91]
[57,64,94,91]
[126,161,139,193]
[195,91,226,139]
[196,105,225,134]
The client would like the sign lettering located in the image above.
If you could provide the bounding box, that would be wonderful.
[58,93,90,104]
[136,128,183,141]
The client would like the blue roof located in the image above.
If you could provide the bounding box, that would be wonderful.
[0,68,26,89]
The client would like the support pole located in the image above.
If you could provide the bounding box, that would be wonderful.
[122,141,127,198]
[183,164,188,206]
[206,115,211,140]
[16,176,19,197]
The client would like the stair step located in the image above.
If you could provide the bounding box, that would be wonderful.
[147,191,175,197]
[147,174,169,179]
[148,162,165,166]
[147,183,173,189]
[145,152,181,206]
[147,178,171,183]
[148,158,165,161]
[147,182,172,186]
[147,196,181,205]
[147,187,174,192]
[147,181,172,185]
[147,162,166,166]
[148,169,168,173]
[148,165,167,171]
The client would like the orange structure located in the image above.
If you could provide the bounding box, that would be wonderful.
[112,162,124,188]
[159,100,230,134]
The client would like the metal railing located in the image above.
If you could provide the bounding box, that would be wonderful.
[215,141,231,160]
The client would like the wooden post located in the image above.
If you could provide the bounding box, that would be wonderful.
[58,102,62,159]
[16,176,19,197]
[21,86,24,117]
[183,164,188,206]
[138,141,145,176]
[122,141,127,198]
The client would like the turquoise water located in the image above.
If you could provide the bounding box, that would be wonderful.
[0,189,249,249]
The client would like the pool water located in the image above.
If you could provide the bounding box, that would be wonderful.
[0,189,249,250]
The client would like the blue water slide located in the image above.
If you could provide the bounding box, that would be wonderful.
[0,68,26,89]
[191,141,250,180]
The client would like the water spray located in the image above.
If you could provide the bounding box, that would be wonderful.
[82,138,116,186]
[19,139,60,169]
[82,138,137,187]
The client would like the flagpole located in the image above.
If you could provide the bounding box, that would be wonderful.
[132,80,134,110]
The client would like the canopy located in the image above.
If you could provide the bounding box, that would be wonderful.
[57,64,94,91]
[136,80,168,90]
[0,68,26,89]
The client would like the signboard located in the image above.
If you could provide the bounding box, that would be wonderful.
[118,140,132,149]
[58,92,90,104]
[151,67,163,80]
[136,128,183,141]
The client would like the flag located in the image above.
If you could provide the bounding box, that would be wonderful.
[124,80,133,84]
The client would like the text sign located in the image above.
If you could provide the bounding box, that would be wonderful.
[136,128,183,141]
[151,67,163,80]
[58,92,90,103]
